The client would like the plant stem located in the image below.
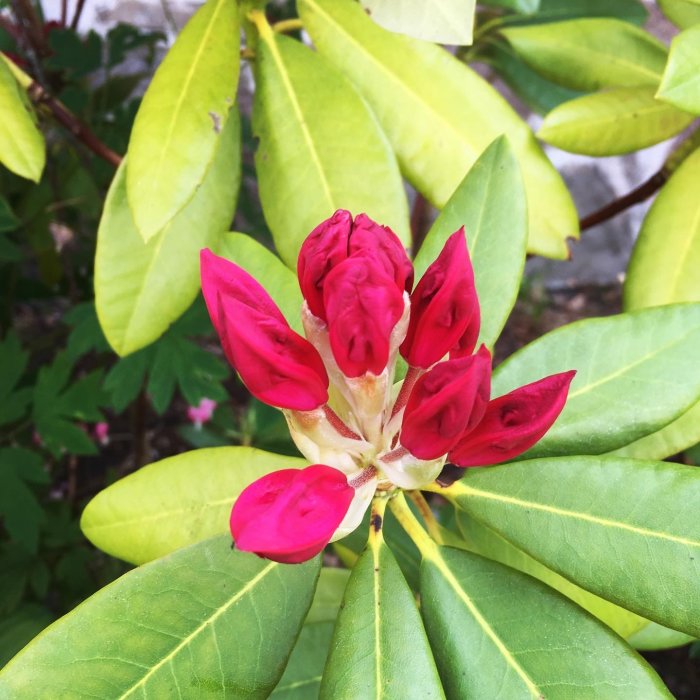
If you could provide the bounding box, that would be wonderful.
[272,18,303,34]
[410,192,430,256]
[369,496,388,545]
[388,492,438,558]
[70,0,87,31]
[408,491,444,544]
[323,404,363,440]
[390,365,421,419]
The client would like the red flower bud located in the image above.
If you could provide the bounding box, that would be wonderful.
[448,370,576,467]
[400,346,492,460]
[297,210,353,320]
[297,210,412,321]
[201,249,329,411]
[400,229,480,369]
[230,465,354,563]
[323,253,405,377]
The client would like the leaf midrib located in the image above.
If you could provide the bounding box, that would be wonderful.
[430,551,542,698]
[119,561,277,698]
[453,481,700,548]
[303,0,479,161]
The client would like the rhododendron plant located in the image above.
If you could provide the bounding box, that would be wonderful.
[201,212,575,564]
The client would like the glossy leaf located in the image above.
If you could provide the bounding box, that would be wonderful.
[359,0,475,45]
[420,545,670,698]
[482,0,540,13]
[81,446,306,565]
[658,25,700,115]
[321,525,444,698]
[510,0,648,24]
[126,0,239,240]
[493,304,700,457]
[442,456,700,637]
[0,537,320,698]
[658,0,700,28]
[539,87,694,156]
[454,510,648,639]
[502,19,666,92]
[0,604,53,668]
[414,137,527,350]
[627,622,695,651]
[95,110,240,356]
[252,21,409,268]
[271,622,334,699]
[611,399,700,461]
[482,40,583,115]
[216,233,304,333]
[299,0,577,259]
[305,567,350,624]
[0,58,44,182]
[625,147,700,310]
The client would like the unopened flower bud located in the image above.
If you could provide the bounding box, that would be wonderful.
[401,346,491,460]
[449,370,576,467]
[230,465,354,563]
[201,249,329,411]
[400,229,480,369]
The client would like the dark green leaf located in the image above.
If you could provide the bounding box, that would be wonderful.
[0,537,321,698]
[420,546,670,698]
[321,522,444,698]
[441,456,700,637]
[0,332,31,427]
[0,604,53,668]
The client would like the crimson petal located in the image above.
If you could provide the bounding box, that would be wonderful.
[449,370,576,467]
[230,465,354,564]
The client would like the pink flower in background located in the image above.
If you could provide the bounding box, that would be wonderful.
[201,210,575,564]
[94,422,110,447]
[186,398,218,429]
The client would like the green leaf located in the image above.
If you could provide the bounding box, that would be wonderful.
[0,604,53,668]
[538,88,694,156]
[81,446,307,564]
[501,19,666,92]
[0,332,31,427]
[625,146,700,310]
[126,0,239,240]
[305,567,350,624]
[454,509,648,639]
[420,545,670,698]
[442,456,700,637]
[359,0,475,45]
[627,621,695,651]
[320,523,444,698]
[33,353,107,457]
[252,23,409,268]
[414,137,527,350]
[217,233,304,333]
[658,25,700,116]
[658,0,700,28]
[0,536,320,699]
[299,0,577,259]
[512,0,648,24]
[481,40,583,115]
[0,195,19,232]
[492,304,700,456]
[271,622,334,699]
[0,58,44,182]
[481,0,540,13]
[0,448,48,553]
[611,399,700,461]
[96,109,240,356]
[64,302,111,359]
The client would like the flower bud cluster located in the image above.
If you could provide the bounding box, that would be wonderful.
[201,211,575,563]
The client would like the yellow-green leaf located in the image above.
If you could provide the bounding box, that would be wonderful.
[360,0,475,45]
[658,0,700,28]
[538,87,694,156]
[95,110,240,356]
[126,0,239,240]
[657,25,700,115]
[0,58,44,182]
[502,18,667,92]
[299,0,577,259]
[252,18,409,268]
[81,446,306,564]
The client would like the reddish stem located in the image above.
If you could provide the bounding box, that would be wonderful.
[381,445,408,463]
[390,365,421,419]
[349,466,377,489]
[323,404,362,440]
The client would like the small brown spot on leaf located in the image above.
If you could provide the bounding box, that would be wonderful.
[371,513,382,532]
[209,111,222,133]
